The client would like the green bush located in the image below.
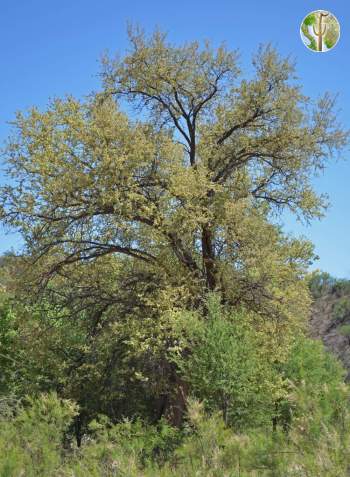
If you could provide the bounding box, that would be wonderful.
[307,271,337,298]
[173,296,281,430]
[333,297,350,322]
[279,336,348,438]
[282,336,345,387]
[0,373,350,476]
[161,397,350,477]
[0,393,78,476]
[0,303,18,396]
[339,324,350,337]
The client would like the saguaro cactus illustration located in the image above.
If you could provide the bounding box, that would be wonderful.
[313,11,329,51]
[301,11,340,52]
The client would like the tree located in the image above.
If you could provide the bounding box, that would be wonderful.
[1,29,347,312]
[0,28,348,425]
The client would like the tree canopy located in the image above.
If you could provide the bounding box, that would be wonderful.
[1,30,347,316]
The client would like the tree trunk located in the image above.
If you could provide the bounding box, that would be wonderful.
[74,414,83,447]
[165,375,189,427]
[201,225,216,291]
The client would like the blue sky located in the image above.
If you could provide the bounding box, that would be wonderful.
[1,0,349,277]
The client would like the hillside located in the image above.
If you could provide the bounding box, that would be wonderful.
[309,273,350,378]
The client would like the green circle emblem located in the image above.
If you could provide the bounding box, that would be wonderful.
[300,10,340,52]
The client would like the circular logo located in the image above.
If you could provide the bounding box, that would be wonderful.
[300,10,340,52]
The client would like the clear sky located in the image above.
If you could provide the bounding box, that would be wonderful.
[1,0,349,277]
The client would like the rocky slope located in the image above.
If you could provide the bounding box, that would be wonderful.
[309,274,350,379]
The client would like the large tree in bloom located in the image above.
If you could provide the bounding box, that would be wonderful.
[1,28,348,319]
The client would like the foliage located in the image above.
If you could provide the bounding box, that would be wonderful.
[1,387,350,476]
[304,14,316,26]
[325,37,335,49]
[0,393,78,477]
[324,14,340,50]
[1,31,347,429]
[282,335,345,386]
[0,302,18,396]
[280,336,348,435]
[308,272,350,326]
[1,29,347,318]
[339,324,350,337]
[301,20,317,51]
[333,297,350,322]
[0,27,349,476]
[307,270,337,298]
[173,295,282,430]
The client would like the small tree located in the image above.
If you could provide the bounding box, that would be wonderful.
[173,296,281,430]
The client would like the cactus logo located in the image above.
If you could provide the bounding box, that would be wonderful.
[300,10,340,52]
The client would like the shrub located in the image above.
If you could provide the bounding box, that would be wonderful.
[173,295,280,431]
[333,297,350,322]
[0,393,78,476]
